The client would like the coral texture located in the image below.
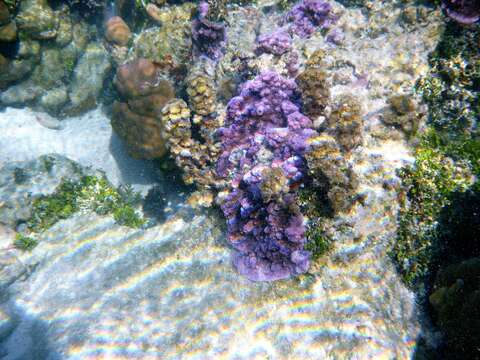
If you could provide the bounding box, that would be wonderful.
[304,134,358,213]
[328,95,363,152]
[255,30,292,56]
[217,71,317,281]
[111,58,174,159]
[160,98,222,189]
[296,51,330,118]
[105,16,131,47]
[283,0,337,38]
[192,1,226,60]
[442,0,480,25]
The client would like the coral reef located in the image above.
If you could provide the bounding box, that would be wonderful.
[160,99,222,188]
[383,94,423,137]
[130,3,194,79]
[441,0,480,25]
[192,1,226,60]
[0,2,111,115]
[282,0,337,38]
[216,71,318,281]
[186,65,217,117]
[416,23,479,135]
[112,58,175,159]
[15,0,58,40]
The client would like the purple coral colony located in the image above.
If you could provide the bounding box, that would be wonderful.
[110,0,342,281]
[216,0,337,281]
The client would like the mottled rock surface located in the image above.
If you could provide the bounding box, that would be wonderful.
[0,201,420,359]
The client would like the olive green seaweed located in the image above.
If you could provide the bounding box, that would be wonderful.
[392,132,475,285]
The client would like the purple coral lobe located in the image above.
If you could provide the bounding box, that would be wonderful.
[442,0,480,24]
[256,30,293,56]
[283,0,337,38]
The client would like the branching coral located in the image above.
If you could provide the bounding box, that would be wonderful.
[216,71,318,281]
[282,0,337,38]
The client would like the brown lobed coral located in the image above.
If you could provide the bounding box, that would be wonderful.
[105,16,131,47]
[111,58,175,159]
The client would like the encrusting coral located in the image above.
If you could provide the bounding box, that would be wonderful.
[255,30,292,56]
[111,58,175,159]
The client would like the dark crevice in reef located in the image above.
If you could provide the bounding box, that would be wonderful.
[399,19,480,360]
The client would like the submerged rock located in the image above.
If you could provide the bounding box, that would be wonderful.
[15,0,58,40]
[0,21,16,42]
[66,42,111,116]
[0,154,84,228]
[0,201,421,358]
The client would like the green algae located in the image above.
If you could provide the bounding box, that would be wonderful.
[395,20,480,286]
[19,175,145,251]
[13,233,38,251]
[305,224,333,260]
[299,187,334,260]
[392,132,475,286]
